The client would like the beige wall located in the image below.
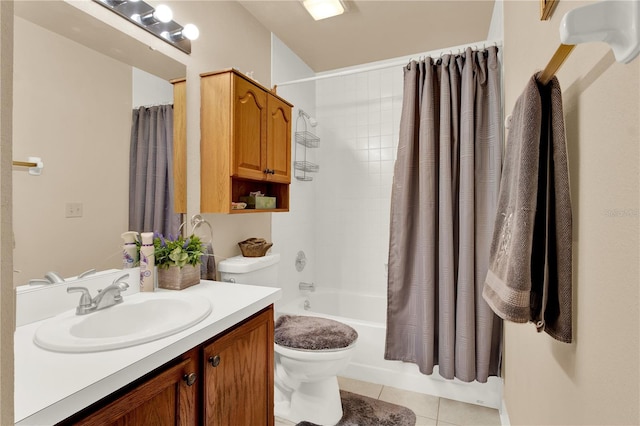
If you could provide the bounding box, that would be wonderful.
[168,0,274,263]
[0,1,15,422]
[503,1,639,425]
[12,17,131,284]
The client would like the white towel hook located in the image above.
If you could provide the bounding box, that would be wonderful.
[560,0,640,64]
[27,157,44,176]
[505,114,513,130]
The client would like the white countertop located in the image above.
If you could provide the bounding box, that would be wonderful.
[14,280,281,425]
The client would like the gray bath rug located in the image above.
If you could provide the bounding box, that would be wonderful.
[296,390,416,426]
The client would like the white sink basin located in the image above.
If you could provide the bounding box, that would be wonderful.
[33,292,212,353]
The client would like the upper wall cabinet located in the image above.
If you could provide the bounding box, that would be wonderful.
[200,69,292,214]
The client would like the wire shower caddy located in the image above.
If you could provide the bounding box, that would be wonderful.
[294,109,320,181]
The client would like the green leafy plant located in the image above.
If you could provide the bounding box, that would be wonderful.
[153,232,204,268]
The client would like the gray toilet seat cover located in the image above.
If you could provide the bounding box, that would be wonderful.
[274,315,358,351]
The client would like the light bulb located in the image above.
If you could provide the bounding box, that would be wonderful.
[182,24,199,40]
[153,4,173,23]
[302,0,345,21]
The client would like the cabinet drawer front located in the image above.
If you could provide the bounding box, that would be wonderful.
[67,357,197,426]
[233,76,267,181]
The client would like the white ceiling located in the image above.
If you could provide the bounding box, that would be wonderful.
[239,0,496,72]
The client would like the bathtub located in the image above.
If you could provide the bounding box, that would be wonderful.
[278,288,502,410]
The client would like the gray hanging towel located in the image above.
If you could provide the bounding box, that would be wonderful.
[482,73,572,343]
[200,242,217,281]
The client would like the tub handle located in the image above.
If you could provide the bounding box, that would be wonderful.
[209,355,221,367]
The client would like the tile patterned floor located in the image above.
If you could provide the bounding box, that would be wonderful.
[275,376,501,426]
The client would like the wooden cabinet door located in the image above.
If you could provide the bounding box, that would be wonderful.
[68,355,198,426]
[202,308,274,426]
[172,78,187,214]
[232,75,267,181]
[266,94,291,183]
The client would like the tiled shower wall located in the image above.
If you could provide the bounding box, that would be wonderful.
[313,68,404,295]
[271,36,317,307]
[273,35,407,300]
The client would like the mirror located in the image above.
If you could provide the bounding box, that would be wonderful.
[12,1,187,286]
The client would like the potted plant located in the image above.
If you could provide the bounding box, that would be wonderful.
[154,232,205,290]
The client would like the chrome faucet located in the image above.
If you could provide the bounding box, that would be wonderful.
[28,268,96,286]
[67,273,130,315]
[299,282,315,292]
[28,271,66,285]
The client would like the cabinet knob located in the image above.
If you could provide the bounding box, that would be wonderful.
[209,355,221,367]
[263,168,271,174]
[183,372,197,386]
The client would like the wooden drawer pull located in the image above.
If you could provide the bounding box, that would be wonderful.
[183,373,197,386]
[209,355,221,367]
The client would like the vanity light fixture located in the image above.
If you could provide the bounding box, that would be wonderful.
[93,0,198,54]
[161,23,200,42]
[302,0,346,21]
[132,4,173,25]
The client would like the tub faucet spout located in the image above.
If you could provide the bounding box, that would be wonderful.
[299,282,315,292]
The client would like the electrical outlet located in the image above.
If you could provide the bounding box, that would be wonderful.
[65,202,83,218]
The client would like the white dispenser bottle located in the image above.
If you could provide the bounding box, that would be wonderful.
[121,231,139,269]
[139,232,155,292]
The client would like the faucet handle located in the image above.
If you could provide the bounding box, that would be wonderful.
[67,286,92,304]
[113,273,129,285]
[112,273,130,292]
[78,269,96,279]
[45,271,65,283]
[67,286,94,314]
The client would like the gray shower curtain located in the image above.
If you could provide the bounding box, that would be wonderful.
[129,105,181,237]
[385,46,502,383]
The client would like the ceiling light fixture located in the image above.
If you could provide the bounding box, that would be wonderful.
[93,0,198,54]
[302,0,346,21]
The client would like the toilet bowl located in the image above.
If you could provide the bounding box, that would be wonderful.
[274,343,356,425]
[218,255,358,426]
[273,314,358,425]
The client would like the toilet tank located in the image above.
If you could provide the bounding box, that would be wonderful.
[218,253,280,286]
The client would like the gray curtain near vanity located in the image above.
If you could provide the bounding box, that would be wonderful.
[385,46,503,382]
[129,105,181,238]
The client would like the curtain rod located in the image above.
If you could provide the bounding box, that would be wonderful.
[275,39,503,87]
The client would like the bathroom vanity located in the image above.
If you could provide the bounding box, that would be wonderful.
[14,278,280,425]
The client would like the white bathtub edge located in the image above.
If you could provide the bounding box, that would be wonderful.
[499,398,511,425]
[280,293,504,412]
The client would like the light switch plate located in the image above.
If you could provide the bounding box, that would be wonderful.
[65,202,83,218]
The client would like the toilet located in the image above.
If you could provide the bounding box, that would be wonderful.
[218,254,358,426]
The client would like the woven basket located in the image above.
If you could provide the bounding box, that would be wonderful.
[157,264,200,290]
[238,238,273,257]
